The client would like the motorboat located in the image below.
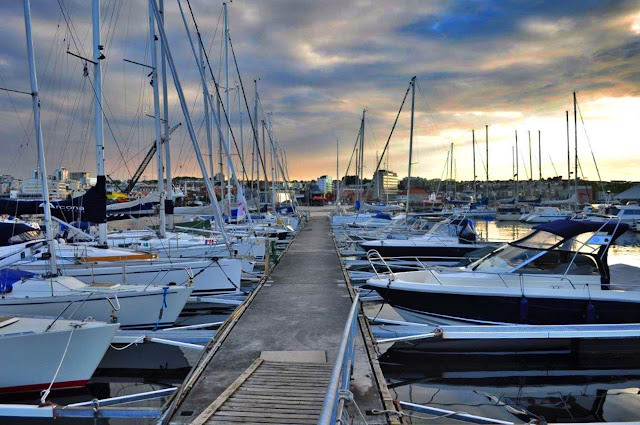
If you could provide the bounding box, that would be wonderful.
[0,315,118,393]
[521,206,572,223]
[495,204,526,221]
[359,217,494,265]
[365,220,635,326]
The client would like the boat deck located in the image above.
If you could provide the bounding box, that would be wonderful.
[167,216,395,424]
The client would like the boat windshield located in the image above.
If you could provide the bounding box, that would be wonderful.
[428,221,459,237]
[471,244,600,275]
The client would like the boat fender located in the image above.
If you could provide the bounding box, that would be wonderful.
[585,301,596,324]
[519,296,528,323]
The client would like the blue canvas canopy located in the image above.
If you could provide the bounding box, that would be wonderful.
[533,220,629,241]
[0,269,35,293]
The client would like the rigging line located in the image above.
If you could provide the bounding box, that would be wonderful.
[415,79,453,156]
[575,96,605,194]
[182,0,252,183]
[372,81,411,177]
[223,24,271,182]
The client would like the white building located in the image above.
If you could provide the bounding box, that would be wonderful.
[317,175,333,195]
[372,170,398,199]
[21,178,68,199]
[54,167,69,181]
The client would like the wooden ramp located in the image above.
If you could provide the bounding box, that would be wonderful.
[191,359,332,425]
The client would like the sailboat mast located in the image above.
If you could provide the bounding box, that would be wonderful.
[566,110,570,191]
[515,130,519,201]
[538,130,542,181]
[149,1,166,237]
[573,92,578,199]
[200,41,215,185]
[23,0,57,275]
[253,80,258,200]
[92,0,107,245]
[360,109,366,202]
[485,124,489,199]
[528,130,532,182]
[238,85,243,180]
[269,114,276,207]
[336,139,339,204]
[405,76,416,223]
[472,129,476,199]
[224,2,232,213]
[159,0,173,230]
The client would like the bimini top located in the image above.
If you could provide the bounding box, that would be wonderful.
[533,219,629,240]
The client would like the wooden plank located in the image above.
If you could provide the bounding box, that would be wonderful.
[229,394,325,403]
[237,387,326,396]
[248,374,330,381]
[211,410,319,420]
[190,358,264,425]
[207,417,317,425]
[223,400,322,409]
[219,405,321,414]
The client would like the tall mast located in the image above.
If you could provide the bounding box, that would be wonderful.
[224,2,232,213]
[92,0,107,245]
[405,76,416,223]
[268,114,276,207]
[336,139,339,204]
[515,130,519,201]
[528,130,532,182]
[472,129,476,199]
[159,0,173,230]
[238,85,243,180]
[200,40,215,184]
[485,124,489,199]
[450,143,454,191]
[573,92,578,199]
[23,0,57,275]
[253,79,258,200]
[512,146,515,200]
[262,119,269,205]
[566,110,570,192]
[360,109,366,202]
[216,83,223,186]
[538,130,542,181]
[149,0,166,237]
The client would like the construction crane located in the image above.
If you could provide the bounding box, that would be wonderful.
[122,123,181,194]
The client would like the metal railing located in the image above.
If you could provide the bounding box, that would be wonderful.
[318,291,360,425]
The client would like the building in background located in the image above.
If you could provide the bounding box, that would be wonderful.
[70,172,91,187]
[54,167,69,181]
[372,169,398,200]
[316,175,333,195]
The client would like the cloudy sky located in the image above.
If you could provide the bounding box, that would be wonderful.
[1,0,640,183]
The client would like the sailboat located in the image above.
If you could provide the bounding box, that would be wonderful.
[1,0,192,330]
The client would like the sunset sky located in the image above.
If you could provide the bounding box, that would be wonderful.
[1,1,640,183]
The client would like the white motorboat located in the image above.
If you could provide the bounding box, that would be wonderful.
[522,206,572,223]
[365,220,634,326]
[0,268,192,329]
[0,315,118,393]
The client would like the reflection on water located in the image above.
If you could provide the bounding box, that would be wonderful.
[374,221,640,423]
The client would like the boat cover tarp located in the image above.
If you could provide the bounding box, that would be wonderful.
[0,176,106,224]
[0,221,39,246]
[0,268,35,293]
[533,220,629,240]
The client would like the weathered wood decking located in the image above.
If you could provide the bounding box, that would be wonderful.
[166,216,396,424]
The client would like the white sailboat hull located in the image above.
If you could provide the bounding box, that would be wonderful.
[0,317,118,393]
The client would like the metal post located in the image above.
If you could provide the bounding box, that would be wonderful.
[149,1,166,237]
[159,0,174,230]
[23,0,57,275]
[336,139,339,204]
[566,110,570,191]
[253,79,259,202]
[515,130,519,201]
[528,130,532,182]
[93,0,107,245]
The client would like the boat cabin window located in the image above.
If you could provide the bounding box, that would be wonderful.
[513,231,564,250]
[622,209,640,216]
[472,243,600,275]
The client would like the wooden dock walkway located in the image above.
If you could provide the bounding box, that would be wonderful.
[164,216,397,424]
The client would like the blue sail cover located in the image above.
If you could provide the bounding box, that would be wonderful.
[534,220,629,240]
[0,269,35,293]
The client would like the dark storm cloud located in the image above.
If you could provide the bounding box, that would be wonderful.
[1,0,640,181]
